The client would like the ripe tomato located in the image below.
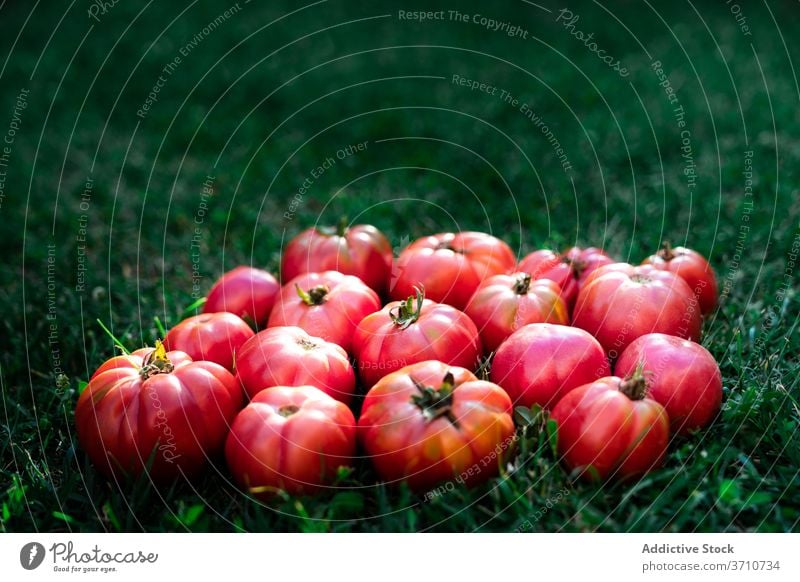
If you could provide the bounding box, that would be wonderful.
[352,288,482,389]
[75,342,243,480]
[268,271,380,353]
[358,360,515,491]
[390,231,516,310]
[464,273,569,354]
[517,246,614,309]
[235,326,355,404]
[550,372,669,481]
[572,263,702,358]
[163,312,254,371]
[641,243,718,314]
[225,386,356,497]
[490,323,609,409]
[615,333,722,434]
[281,221,393,296]
[204,266,280,328]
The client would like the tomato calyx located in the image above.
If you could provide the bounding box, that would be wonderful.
[435,240,464,254]
[390,286,425,329]
[657,241,676,262]
[410,371,460,426]
[296,284,330,306]
[296,337,319,351]
[318,216,349,238]
[278,404,300,417]
[139,340,174,379]
[618,365,649,401]
[513,273,532,295]
[630,274,652,284]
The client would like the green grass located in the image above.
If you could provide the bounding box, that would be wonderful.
[1,0,799,532]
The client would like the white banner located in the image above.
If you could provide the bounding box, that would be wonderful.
[1,533,797,581]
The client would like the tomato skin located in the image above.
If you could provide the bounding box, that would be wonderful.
[235,326,355,404]
[75,347,243,481]
[572,263,702,358]
[358,360,515,491]
[352,293,481,389]
[163,312,254,371]
[615,333,722,434]
[550,376,669,481]
[465,273,569,354]
[203,266,280,328]
[390,232,516,310]
[225,386,356,497]
[641,245,718,314]
[281,223,393,295]
[517,247,614,309]
[490,323,610,409]
[268,271,381,353]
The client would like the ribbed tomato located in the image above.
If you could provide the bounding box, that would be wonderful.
[163,312,254,371]
[352,288,482,389]
[203,266,280,328]
[225,386,356,497]
[235,326,355,404]
[615,333,722,434]
[281,221,393,296]
[390,231,516,310]
[517,247,614,309]
[550,372,669,481]
[267,271,380,352]
[359,360,515,491]
[572,263,702,358]
[490,323,609,409]
[75,342,243,480]
[641,243,718,315]
[464,273,569,354]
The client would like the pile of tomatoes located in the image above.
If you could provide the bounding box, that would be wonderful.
[75,221,722,496]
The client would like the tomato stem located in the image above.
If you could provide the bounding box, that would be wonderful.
[658,241,676,261]
[389,286,425,329]
[619,364,649,401]
[139,340,174,379]
[410,371,460,426]
[317,216,349,238]
[278,405,300,417]
[296,284,330,306]
[513,273,532,295]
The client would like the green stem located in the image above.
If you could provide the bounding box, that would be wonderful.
[513,273,532,295]
[409,371,459,426]
[389,286,425,329]
[296,284,330,306]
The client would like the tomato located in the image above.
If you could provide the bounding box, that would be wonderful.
[550,372,669,481]
[464,273,569,354]
[281,220,393,296]
[615,333,722,434]
[358,360,515,491]
[641,243,718,315]
[235,326,356,404]
[268,271,381,353]
[517,247,614,309]
[163,312,254,371]
[225,385,356,497]
[204,266,280,328]
[352,288,482,389]
[390,231,516,310]
[75,342,243,480]
[572,263,702,358]
[490,323,609,409]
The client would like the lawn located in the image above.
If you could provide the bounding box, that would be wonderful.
[1,0,798,532]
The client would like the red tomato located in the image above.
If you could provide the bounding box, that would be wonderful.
[75,342,243,480]
[352,288,482,389]
[281,221,393,295]
[359,360,515,491]
[163,312,254,371]
[268,271,380,353]
[641,243,718,315]
[204,266,280,328]
[390,231,516,310]
[517,247,614,309]
[225,386,356,497]
[235,326,355,404]
[550,372,669,481]
[490,323,610,409]
[465,273,570,354]
[615,333,722,434]
[572,263,702,358]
